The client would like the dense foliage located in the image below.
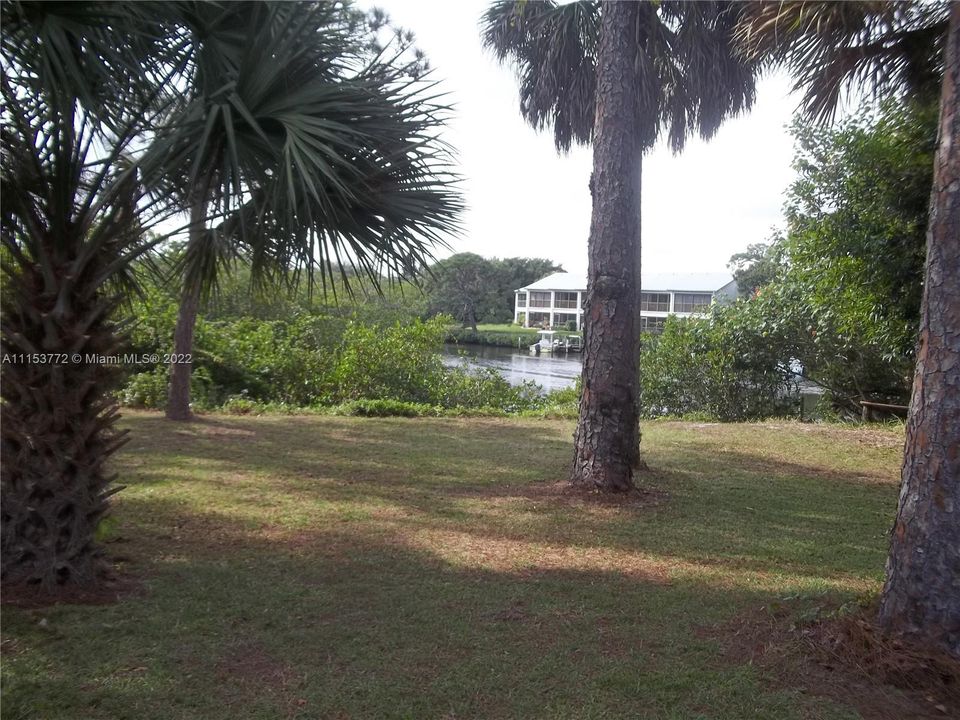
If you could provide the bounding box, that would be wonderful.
[425,253,561,328]
[117,280,543,415]
[639,310,799,421]
[757,100,934,411]
[727,242,782,298]
[115,97,933,423]
[641,99,934,420]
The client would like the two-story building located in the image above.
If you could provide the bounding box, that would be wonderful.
[513,272,738,332]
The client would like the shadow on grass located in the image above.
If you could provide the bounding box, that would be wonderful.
[0,413,909,719]
[1,497,861,720]
[118,414,897,585]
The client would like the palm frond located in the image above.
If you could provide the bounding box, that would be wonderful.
[482,0,758,153]
[142,1,462,299]
[735,0,949,122]
[482,0,600,152]
[1,1,194,131]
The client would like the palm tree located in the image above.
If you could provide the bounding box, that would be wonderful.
[145,2,461,420]
[1,1,191,589]
[0,1,460,589]
[737,0,957,658]
[482,1,758,491]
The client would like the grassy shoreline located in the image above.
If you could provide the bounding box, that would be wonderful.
[3,413,915,719]
[445,323,581,348]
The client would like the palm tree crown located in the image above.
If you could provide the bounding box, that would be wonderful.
[736,0,950,121]
[482,0,759,153]
[146,1,462,295]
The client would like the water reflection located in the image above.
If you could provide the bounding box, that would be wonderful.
[442,343,581,393]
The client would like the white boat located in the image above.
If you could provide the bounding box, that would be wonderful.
[530,330,582,354]
[530,330,559,353]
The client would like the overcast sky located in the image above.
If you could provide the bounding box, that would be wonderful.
[372,0,802,276]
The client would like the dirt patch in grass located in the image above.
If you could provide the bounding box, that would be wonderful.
[216,641,297,688]
[1,567,142,609]
[703,603,960,719]
[0,637,25,657]
[454,479,669,511]
[215,641,307,715]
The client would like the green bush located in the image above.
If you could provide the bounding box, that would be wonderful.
[639,310,798,421]
[435,366,542,413]
[334,317,448,404]
[118,289,549,414]
[119,365,217,410]
[195,314,341,406]
[332,317,543,412]
[118,366,169,409]
[220,395,261,415]
[441,405,508,417]
[544,380,580,405]
[444,327,536,348]
[522,379,580,418]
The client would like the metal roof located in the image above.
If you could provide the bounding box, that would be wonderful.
[518,271,735,293]
[519,272,585,291]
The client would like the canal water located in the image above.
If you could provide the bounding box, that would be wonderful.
[442,344,581,393]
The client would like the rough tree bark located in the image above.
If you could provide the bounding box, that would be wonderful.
[877,2,960,658]
[571,0,643,492]
[165,202,206,421]
[1,237,128,588]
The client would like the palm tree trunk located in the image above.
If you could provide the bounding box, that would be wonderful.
[571,0,643,492]
[878,2,960,658]
[165,201,205,421]
[1,246,127,589]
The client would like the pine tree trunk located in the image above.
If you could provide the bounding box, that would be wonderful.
[877,2,960,658]
[165,203,205,421]
[571,0,642,492]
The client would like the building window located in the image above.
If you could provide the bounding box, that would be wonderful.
[529,291,551,308]
[555,291,578,309]
[640,316,666,334]
[516,292,527,307]
[640,292,670,312]
[553,313,578,329]
[674,293,712,313]
[528,312,550,327]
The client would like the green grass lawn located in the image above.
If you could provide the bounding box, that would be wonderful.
[473,323,538,334]
[2,414,910,719]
